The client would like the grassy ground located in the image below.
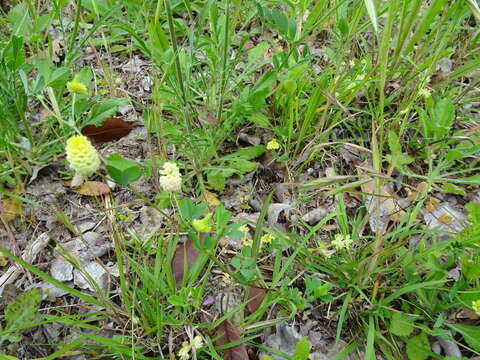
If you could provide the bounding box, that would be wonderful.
[0,0,480,359]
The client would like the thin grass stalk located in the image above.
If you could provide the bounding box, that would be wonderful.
[216,0,231,123]
[164,0,192,133]
[67,0,83,60]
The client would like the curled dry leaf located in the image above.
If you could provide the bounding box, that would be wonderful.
[81,117,133,144]
[214,319,249,360]
[75,181,110,196]
[247,285,266,314]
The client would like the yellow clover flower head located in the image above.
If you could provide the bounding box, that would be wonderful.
[159,161,181,192]
[266,139,280,150]
[473,300,480,315]
[67,75,88,95]
[192,213,213,233]
[65,135,100,177]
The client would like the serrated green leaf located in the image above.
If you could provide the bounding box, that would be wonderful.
[225,145,266,161]
[207,172,226,191]
[406,332,430,360]
[5,289,41,338]
[447,323,480,351]
[389,312,414,337]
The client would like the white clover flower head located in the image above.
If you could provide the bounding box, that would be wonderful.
[418,88,431,98]
[65,135,100,177]
[178,341,191,360]
[159,161,181,192]
[191,336,203,350]
[318,242,335,258]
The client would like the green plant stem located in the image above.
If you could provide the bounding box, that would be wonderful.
[164,0,192,133]
[67,0,83,60]
[216,0,231,123]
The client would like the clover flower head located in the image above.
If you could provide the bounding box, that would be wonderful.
[65,135,100,177]
[159,161,181,192]
[473,300,480,315]
[67,75,88,95]
[266,139,280,150]
[331,234,353,250]
[192,213,213,233]
[318,242,335,258]
[418,88,431,98]
[178,341,191,360]
[191,336,203,350]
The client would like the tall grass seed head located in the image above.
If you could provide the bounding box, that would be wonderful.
[65,135,100,177]
[67,75,88,95]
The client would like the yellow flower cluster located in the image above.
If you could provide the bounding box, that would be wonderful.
[331,234,353,250]
[66,75,88,95]
[65,135,100,177]
[266,139,280,150]
[159,162,181,192]
[473,300,480,315]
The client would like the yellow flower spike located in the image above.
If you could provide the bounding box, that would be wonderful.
[192,213,213,233]
[473,300,480,315]
[67,75,88,95]
[266,139,280,150]
[65,135,100,177]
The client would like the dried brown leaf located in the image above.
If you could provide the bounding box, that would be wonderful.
[82,117,133,144]
[1,197,23,222]
[75,181,110,196]
[247,286,266,314]
[171,234,205,286]
[214,319,249,360]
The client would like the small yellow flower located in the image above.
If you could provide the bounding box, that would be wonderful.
[238,224,249,233]
[66,75,88,95]
[192,213,213,233]
[260,233,275,246]
[159,162,181,192]
[266,139,280,150]
[65,135,100,177]
[472,300,480,315]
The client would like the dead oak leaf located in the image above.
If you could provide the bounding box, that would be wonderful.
[75,181,110,196]
[214,319,249,360]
